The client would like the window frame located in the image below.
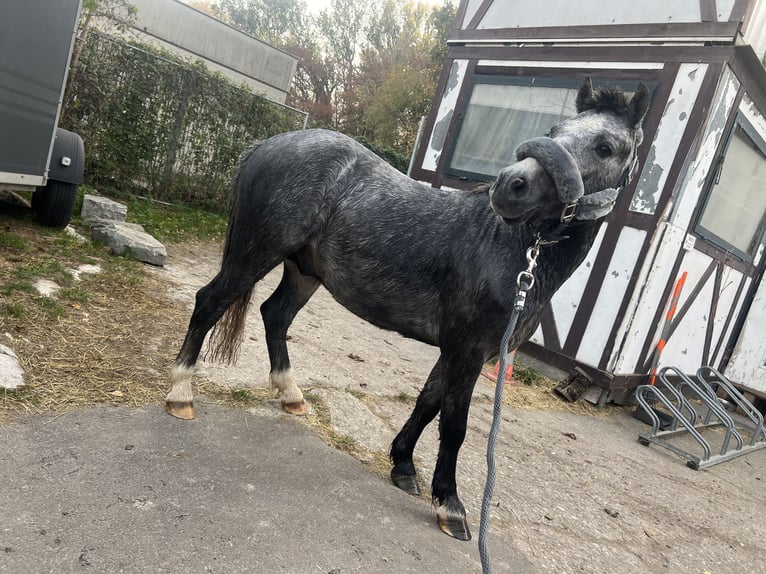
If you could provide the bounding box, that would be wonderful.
[443,73,652,183]
[694,112,766,263]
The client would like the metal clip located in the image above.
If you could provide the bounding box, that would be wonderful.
[526,243,540,267]
[516,270,535,291]
[516,241,541,291]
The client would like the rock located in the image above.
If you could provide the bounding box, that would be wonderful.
[311,388,394,453]
[0,344,25,389]
[80,195,127,225]
[68,264,101,282]
[33,279,60,297]
[91,221,167,266]
[64,225,88,243]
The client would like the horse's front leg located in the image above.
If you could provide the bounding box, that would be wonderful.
[432,350,483,541]
[390,358,443,495]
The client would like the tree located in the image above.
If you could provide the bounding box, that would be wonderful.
[211,0,307,46]
[355,1,457,154]
[313,0,373,131]
[200,0,457,148]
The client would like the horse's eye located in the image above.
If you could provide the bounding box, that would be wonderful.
[596,144,613,158]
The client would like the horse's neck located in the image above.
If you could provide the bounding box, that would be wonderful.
[536,221,602,292]
[468,195,601,292]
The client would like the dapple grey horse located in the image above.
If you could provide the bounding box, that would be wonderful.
[166,78,649,541]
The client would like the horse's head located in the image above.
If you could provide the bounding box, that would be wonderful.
[489,78,650,227]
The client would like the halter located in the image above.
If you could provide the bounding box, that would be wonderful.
[540,130,641,245]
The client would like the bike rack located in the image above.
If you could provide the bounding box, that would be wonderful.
[634,366,766,470]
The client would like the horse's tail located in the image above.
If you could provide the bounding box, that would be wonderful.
[205,287,252,364]
[222,140,263,258]
[205,141,263,364]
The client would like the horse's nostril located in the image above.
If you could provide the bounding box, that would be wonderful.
[510,177,527,195]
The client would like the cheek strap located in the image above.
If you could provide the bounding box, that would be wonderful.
[576,187,620,221]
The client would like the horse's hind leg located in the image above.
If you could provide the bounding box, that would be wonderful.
[260,258,320,415]
[166,267,256,419]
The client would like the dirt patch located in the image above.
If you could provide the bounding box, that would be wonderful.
[0,220,232,422]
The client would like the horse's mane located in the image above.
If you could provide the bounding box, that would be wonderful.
[581,86,633,118]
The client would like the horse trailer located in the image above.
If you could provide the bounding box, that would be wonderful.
[0,0,85,227]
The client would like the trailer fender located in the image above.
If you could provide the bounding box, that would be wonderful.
[48,127,84,184]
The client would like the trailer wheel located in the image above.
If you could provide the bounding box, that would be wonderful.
[33,179,78,228]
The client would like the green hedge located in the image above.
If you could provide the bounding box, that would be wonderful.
[353,136,409,174]
[61,33,305,212]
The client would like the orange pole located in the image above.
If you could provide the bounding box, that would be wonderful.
[649,271,687,385]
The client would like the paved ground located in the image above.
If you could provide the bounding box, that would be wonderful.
[0,402,536,573]
[2,241,765,573]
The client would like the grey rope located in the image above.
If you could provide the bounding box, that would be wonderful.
[478,242,539,574]
[478,293,523,573]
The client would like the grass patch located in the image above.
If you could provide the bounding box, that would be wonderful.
[58,286,92,305]
[0,233,27,250]
[225,388,271,408]
[0,282,35,296]
[10,259,70,285]
[346,387,367,400]
[1,301,25,319]
[35,296,66,320]
[513,358,548,387]
[230,389,251,402]
[88,189,228,244]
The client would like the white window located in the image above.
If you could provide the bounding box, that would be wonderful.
[696,116,766,260]
[447,79,578,180]
[445,76,644,182]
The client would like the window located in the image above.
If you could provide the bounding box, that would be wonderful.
[696,115,766,260]
[445,75,644,182]
[447,77,579,181]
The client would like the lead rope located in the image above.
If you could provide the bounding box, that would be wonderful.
[478,239,541,574]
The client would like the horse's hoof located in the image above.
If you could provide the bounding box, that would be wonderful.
[282,400,308,416]
[166,401,195,420]
[391,471,420,496]
[437,504,472,541]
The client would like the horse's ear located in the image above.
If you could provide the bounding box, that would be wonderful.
[576,77,594,113]
[629,83,650,128]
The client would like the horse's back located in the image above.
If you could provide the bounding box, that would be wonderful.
[226,128,505,345]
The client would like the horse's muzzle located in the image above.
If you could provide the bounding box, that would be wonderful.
[514,137,584,204]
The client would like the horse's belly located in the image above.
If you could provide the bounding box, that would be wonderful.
[321,278,440,346]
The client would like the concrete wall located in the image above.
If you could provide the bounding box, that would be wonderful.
[128,0,297,103]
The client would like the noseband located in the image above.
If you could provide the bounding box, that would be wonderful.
[515,133,640,244]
